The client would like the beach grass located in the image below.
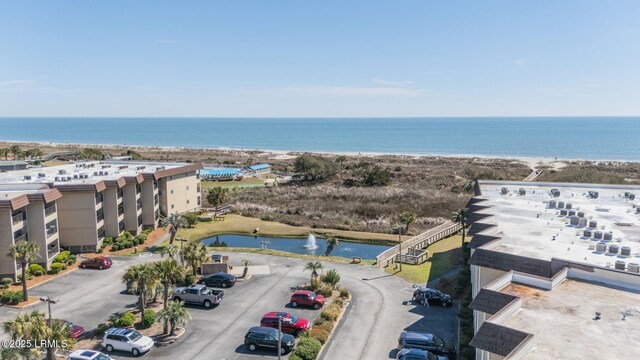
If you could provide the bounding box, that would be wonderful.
[201,177,265,190]
[384,234,466,284]
[174,214,410,245]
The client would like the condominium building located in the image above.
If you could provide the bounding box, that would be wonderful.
[0,161,202,254]
[467,180,640,360]
[0,184,62,280]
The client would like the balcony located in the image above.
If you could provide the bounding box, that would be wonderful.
[12,213,25,225]
[47,244,60,259]
[96,210,105,222]
[44,205,56,217]
[136,201,143,211]
[46,227,58,239]
[14,233,28,243]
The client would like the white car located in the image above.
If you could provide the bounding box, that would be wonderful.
[102,328,154,356]
[67,350,113,360]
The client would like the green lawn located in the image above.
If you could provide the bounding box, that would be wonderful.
[174,214,410,245]
[201,177,265,190]
[206,247,376,265]
[384,234,466,284]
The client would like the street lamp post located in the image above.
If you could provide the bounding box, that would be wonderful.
[396,226,403,271]
[40,296,57,326]
[277,316,282,360]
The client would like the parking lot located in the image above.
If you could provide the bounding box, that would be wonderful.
[0,252,459,360]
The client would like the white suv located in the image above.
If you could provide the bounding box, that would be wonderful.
[102,328,154,356]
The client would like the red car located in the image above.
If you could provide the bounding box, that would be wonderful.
[53,319,85,339]
[80,256,112,270]
[289,290,325,309]
[260,312,310,336]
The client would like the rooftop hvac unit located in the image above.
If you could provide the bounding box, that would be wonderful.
[560,209,568,216]
[548,200,557,208]
[54,176,60,181]
[519,188,526,196]
[137,166,146,170]
[99,171,104,175]
[550,189,561,197]
[603,232,613,241]
[577,211,585,217]
[589,220,598,228]
[104,171,109,175]
[594,230,603,239]
[58,169,67,175]
[38,173,46,178]
[102,165,111,169]
[566,203,573,210]
[94,171,99,176]
[568,210,576,217]
[23,175,31,180]
[608,244,619,254]
[588,190,599,199]
[615,260,626,270]
[583,229,592,237]
[628,263,640,273]
[73,174,78,179]
[119,165,128,170]
[596,242,607,253]
[570,216,580,225]
[558,201,565,208]
[578,218,587,227]
[621,246,632,256]
[630,194,636,201]
[637,207,640,214]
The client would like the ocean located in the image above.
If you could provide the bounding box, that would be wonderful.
[0,117,639,160]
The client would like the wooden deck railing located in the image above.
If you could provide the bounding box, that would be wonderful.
[376,221,462,267]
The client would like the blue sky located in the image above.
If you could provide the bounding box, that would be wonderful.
[0,1,639,117]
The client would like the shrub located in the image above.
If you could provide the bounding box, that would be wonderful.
[260,213,274,221]
[111,244,120,251]
[97,248,104,253]
[292,336,322,360]
[113,311,136,328]
[96,322,109,336]
[309,277,321,291]
[339,287,349,299]
[0,278,11,290]
[54,251,71,263]
[49,262,64,274]
[315,284,333,298]
[132,238,139,246]
[184,274,196,286]
[320,269,341,289]
[308,328,330,344]
[314,320,334,333]
[288,354,303,360]
[320,304,340,322]
[135,234,147,245]
[125,241,134,248]
[28,264,45,276]
[61,264,68,270]
[332,297,344,307]
[0,290,23,305]
[67,255,77,264]
[103,237,113,245]
[141,309,156,329]
[182,212,199,227]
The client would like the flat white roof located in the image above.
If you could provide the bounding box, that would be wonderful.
[500,280,640,360]
[0,161,190,186]
[477,181,640,270]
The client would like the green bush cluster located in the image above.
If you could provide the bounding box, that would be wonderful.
[0,278,13,290]
[111,231,149,252]
[112,311,136,328]
[184,274,196,286]
[49,262,65,274]
[28,264,45,277]
[141,309,156,329]
[338,287,349,299]
[0,290,24,305]
[291,336,322,360]
[182,212,199,227]
[54,251,77,265]
[319,303,341,322]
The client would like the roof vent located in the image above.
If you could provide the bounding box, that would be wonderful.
[58,169,67,175]
[558,201,565,208]
[583,229,592,238]
[615,260,626,270]
[608,244,619,254]
[628,263,639,273]
[548,200,557,208]
[550,189,561,197]
[594,230,603,239]
[588,191,599,199]
[604,232,613,241]
[594,312,602,320]
[621,246,632,256]
[519,188,526,196]
[596,242,607,253]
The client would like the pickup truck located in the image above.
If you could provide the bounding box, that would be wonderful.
[172,284,223,308]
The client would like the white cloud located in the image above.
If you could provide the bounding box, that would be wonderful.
[372,78,414,86]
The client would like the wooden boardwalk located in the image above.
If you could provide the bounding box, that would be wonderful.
[376,221,461,267]
[522,169,544,182]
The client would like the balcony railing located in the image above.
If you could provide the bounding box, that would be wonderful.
[96,211,105,222]
[12,213,25,225]
[46,227,58,238]
[14,233,28,242]
[45,205,56,217]
[47,245,60,259]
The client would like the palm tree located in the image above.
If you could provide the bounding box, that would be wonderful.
[206,187,229,220]
[3,311,49,360]
[336,155,347,167]
[320,269,341,289]
[161,213,188,245]
[399,211,417,235]
[304,261,324,280]
[324,237,340,256]
[241,259,252,278]
[45,319,73,360]
[8,240,40,302]
[122,263,157,314]
[157,300,191,336]
[153,259,185,334]
[30,148,43,160]
[158,243,179,259]
[452,208,469,248]
[0,148,9,160]
[182,241,209,276]
[9,145,21,160]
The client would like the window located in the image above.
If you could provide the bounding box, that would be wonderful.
[11,211,26,225]
[187,200,190,204]
[197,196,201,206]
[98,227,105,240]
[197,184,201,192]
[46,220,58,238]
[170,189,174,194]
[117,188,123,199]
[186,185,189,190]
[44,203,56,217]
[96,209,104,222]
[95,192,103,205]
[118,203,125,216]
[171,204,174,209]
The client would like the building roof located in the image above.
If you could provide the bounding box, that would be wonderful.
[469,288,518,315]
[249,163,271,171]
[0,160,28,166]
[472,180,640,272]
[200,168,240,176]
[0,160,202,191]
[469,322,532,357]
[0,184,62,210]
[498,280,640,359]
